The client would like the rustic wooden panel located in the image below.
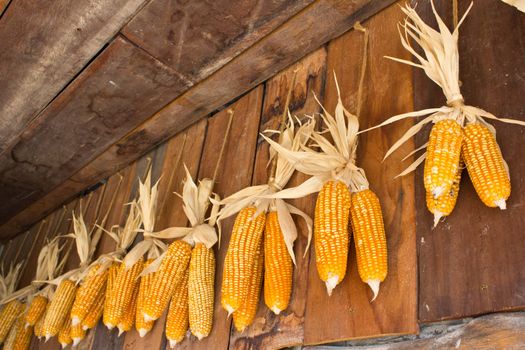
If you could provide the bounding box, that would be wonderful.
[228,48,327,350]
[0,0,149,152]
[122,0,313,81]
[416,0,525,322]
[173,86,264,350]
[0,0,398,240]
[0,35,189,228]
[303,2,417,344]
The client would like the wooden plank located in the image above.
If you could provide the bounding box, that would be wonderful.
[303,2,417,344]
[228,48,327,350]
[174,86,264,350]
[0,35,189,228]
[0,0,149,152]
[416,0,525,322]
[122,0,313,81]
[0,0,397,240]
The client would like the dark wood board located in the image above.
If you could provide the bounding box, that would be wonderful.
[122,0,313,81]
[0,35,189,228]
[415,0,525,322]
[0,0,149,152]
[228,48,327,350]
[303,2,418,344]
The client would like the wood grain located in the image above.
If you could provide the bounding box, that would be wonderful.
[303,2,417,344]
[415,0,525,322]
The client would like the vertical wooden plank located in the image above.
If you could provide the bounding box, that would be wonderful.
[303,2,417,344]
[416,0,525,322]
[228,48,327,349]
[174,86,264,350]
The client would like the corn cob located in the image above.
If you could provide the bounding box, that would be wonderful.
[221,207,266,314]
[350,189,388,301]
[25,295,48,328]
[188,243,215,340]
[462,123,510,209]
[117,283,138,336]
[13,315,32,350]
[314,180,351,295]
[102,262,119,328]
[135,259,154,337]
[165,269,189,348]
[34,305,47,339]
[3,317,18,349]
[57,321,72,349]
[264,210,292,314]
[0,300,24,343]
[103,258,143,329]
[71,263,108,326]
[42,279,77,340]
[71,322,86,347]
[424,119,463,198]
[233,242,263,332]
[427,161,463,227]
[142,241,191,322]
[81,288,104,331]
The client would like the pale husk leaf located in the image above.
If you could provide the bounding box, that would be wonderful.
[501,0,525,11]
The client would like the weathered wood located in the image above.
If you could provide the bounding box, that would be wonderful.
[122,0,313,81]
[0,35,189,227]
[303,2,417,344]
[415,0,525,322]
[0,0,149,152]
[228,48,327,350]
[0,0,397,240]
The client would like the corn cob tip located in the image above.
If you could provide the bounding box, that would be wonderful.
[495,199,507,210]
[432,186,444,199]
[60,343,68,349]
[367,279,380,302]
[138,328,149,337]
[270,306,281,315]
[117,327,124,337]
[169,339,178,348]
[142,312,156,322]
[71,316,81,326]
[194,332,207,340]
[105,322,115,330]
[73,337,82,346]
[224,304,235,317]
[82,325,88,331]
[325,276,339,296]
[45,334,52,342]
[433,211,443,228]
[25,322,31,329]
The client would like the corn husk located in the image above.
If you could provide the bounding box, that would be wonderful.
[501,0,525,12]
[362,1,525,178]
[215,117,314,264]
[0,262,24,302]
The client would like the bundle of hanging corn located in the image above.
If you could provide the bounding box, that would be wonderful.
[0,263,25,344]
[217,117,314,331]
[264,76,388,300]
[364,2,525,227]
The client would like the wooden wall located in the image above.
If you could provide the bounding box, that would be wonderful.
[1,0,524,349]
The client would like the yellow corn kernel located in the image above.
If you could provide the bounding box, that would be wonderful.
[81,288,105,331]
[427,162,463,227]
[103,258,143,330]
[117,283,138,337]
[71,263,108,326]
[165,269,189,348]
[135,259,154,337]
[350,189,388,301]
[188,243,215,340]
[34,305,47,339]
[424,119,463,198]
[57,321,72,349]
[233,242,263,332]
[42,279,77,340]
[462,123,511,209]
[0,300,24,343]
[24,295,48,328]
[221,207,266,314]
[142,241,191,322]
[264,210,292,314]
[314,180,351,295]
[70,322,85,346]
[13,315,33,350]
[102,262,119,328]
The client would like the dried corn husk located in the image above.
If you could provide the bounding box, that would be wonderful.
[501,0,525,12]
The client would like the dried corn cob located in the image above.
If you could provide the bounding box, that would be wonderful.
[233,242,263,332]
[142,241,191,322]
[71,263,108,326]
[102,262,119,327]
[188,243,215,340]
[221,207,266,314]
[42,279,77,340]
[57,321,72,349]
[314,180,351,295]
[117,283,138,336]
[3,317,18,349]
[81,288,104,330]
[135,259,154,337]
[264,210,292,314]
[427,161,463,227]
[350,189,388,301]
[25,295,48,328]
[165,269,189,348]
[34,305,47,339]
[103,258,144,329]
[71,322,85,346]
[12,315,32,350]
[462,123,511,209]
[0,300,24,343]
